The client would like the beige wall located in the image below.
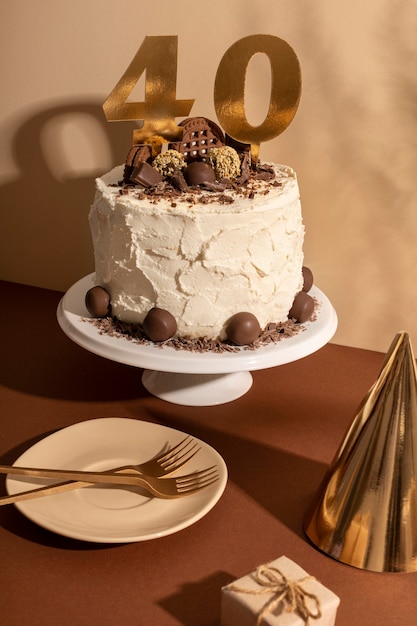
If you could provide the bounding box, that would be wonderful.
[1,1,416,353]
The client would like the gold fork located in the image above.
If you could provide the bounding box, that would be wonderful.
[0,435,198,480]
[0,435,199,498]
[0,466,219,505]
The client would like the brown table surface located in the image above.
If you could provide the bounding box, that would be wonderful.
[0,279,415,625]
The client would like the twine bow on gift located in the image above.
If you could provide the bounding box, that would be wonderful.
[230,564,322,625]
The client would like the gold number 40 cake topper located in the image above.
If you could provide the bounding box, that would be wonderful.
[103,34,301,163]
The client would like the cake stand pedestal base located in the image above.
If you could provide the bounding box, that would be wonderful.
[141,370,253,406]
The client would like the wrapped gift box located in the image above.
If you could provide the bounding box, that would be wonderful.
[221,555,340,626]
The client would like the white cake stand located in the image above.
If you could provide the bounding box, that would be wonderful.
[57,274,337,406]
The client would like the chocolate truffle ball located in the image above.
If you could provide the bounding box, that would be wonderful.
[142,308,177,342]
[184,161,216,186]
[289,292,315,323]
[226,312,261,345]
[302,266,314,293]
[85,286,111,318]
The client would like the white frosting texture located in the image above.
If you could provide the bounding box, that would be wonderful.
[89,163,304,339]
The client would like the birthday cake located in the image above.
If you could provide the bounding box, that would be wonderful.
[86,117,313,346]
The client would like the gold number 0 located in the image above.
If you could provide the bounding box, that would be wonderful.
[214,35,301,163]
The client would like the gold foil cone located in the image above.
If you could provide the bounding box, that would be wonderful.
[304,331,417,572]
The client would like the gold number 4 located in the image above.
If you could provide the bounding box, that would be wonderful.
[102,36,194,143]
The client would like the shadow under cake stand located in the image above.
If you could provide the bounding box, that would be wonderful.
[57,274,337,406]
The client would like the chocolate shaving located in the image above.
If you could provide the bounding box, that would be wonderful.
[218,194,234,204]
[254,166,275,181]
[81,304,319,354]
[199,180,229,192]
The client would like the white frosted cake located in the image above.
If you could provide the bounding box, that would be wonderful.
[86,117,313,346]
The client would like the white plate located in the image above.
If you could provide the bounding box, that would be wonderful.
[6,418,228,543]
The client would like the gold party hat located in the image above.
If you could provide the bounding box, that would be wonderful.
[304,331,417,572]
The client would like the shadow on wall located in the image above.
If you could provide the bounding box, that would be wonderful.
[0,102,137,291]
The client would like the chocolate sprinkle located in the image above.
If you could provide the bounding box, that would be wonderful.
[81,301,319,353]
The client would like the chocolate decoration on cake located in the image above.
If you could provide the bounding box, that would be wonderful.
[152,149,186,177]
[302,266,314,293]
[184,161,216,186]
[289,291,314,323]
[85,286,111,318]
[236,151,251,184]
[142,308,177,342]
[170,169,189,192]
[207,146,241,180]
[124,144,153,183]
[130,162,163,188]
[169,117,225,162]
[226,312,261,345]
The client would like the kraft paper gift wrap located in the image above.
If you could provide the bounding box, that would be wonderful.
[220,556,340,626]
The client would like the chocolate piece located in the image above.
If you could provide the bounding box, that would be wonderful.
[124,146,139,183]
[254,164,275,181]
[226,312,261,345]
[184,161,216,186]
[302,266,314,292]
[169,117,224,162]
[170,169,189,192]
[85,286,111,318]
[130,162,163,188]
[123,144,153,183]
[142,308,177,342]
[289,291,314,323]
[236,151,251,184]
